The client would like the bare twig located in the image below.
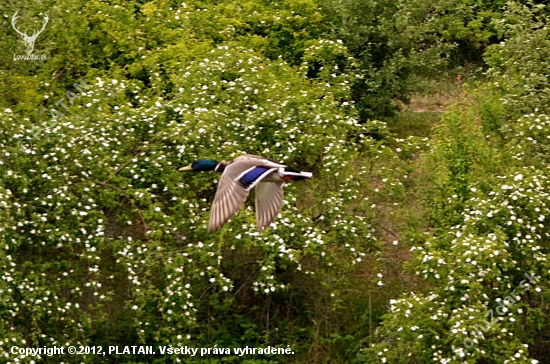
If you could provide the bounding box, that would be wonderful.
[102,150,146,185]
[232,264,262,298]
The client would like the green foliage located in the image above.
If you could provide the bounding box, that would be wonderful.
[426,99,504,230]
[321,0,456,120]
[0,0,400,362]
[364,3,550,363]
[484,2,550,117]
[3,0,550,363]
[363,167,550,363]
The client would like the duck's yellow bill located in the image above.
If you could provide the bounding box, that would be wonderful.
[179,165,193,171]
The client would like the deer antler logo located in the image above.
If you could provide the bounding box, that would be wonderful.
[11,10,49,55]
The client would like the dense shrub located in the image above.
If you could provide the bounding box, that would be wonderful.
[364,3,550,363]
[3,0,550,363]
[0,1,403,361]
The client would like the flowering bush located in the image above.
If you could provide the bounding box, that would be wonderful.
[5,0,550,363]
[0,1,403,361]
[364,3,550,362]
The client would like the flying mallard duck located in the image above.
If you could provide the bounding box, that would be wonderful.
[179,154,312,232]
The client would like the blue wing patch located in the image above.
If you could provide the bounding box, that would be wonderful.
[239,167,271,188]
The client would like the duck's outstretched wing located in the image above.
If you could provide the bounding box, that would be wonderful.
[208,156,282,233]
[255,182,284,231]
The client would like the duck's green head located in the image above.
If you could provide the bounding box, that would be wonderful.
[179,159,219,172]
